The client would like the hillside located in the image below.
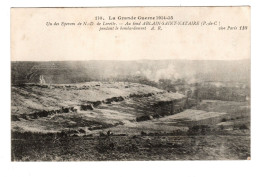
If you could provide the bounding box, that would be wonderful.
[11,61,250,161]
[11,82,250,161]
[11,82,186,134]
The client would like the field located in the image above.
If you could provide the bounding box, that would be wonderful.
[12,133,250,161]
[11,81,250,161]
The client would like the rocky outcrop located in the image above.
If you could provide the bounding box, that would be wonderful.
[12,107,77,121]
[104,96,124,104]
[136,115,154,122]
[87,101,102,107]
[136,98,187,122]
[129,93,155,98]
[80,104,94,111]
[11,115,20,121]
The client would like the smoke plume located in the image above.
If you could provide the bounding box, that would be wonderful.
[136,64,181,82]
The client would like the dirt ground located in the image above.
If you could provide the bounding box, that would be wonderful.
[12,129,250,161]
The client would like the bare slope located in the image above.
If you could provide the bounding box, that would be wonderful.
[11,82,182,114]
[11,82,186,133]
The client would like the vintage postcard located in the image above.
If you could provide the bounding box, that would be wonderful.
[11,7,250,161]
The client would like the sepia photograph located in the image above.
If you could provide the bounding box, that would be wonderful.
[10,7,250,161]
